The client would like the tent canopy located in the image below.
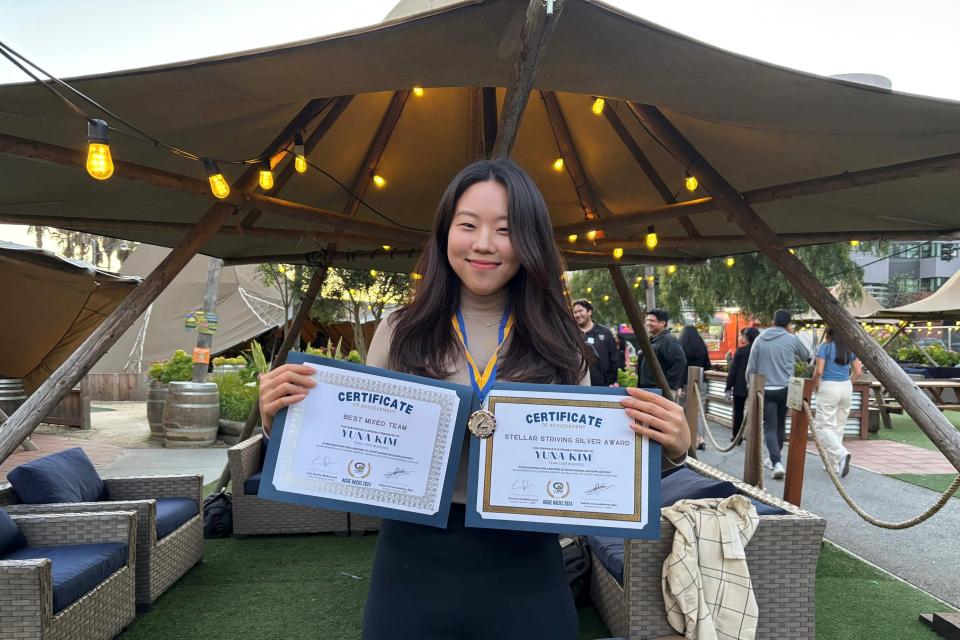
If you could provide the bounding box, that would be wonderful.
[869,269,960,321]
[91,244,285,374]
[795,285,885,322]
[0,241,140,391]
[1,0,959,272]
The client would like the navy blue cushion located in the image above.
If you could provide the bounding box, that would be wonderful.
[662,466,787,516]
[586,536,624,585]
[7,448,107,504]
[155,498,199,539]
[0,507,26,556]
[2,543,127,613]
[243,471,262,495]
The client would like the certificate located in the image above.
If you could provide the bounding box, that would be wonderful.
[465,383,661,538]
[258,353,473,528]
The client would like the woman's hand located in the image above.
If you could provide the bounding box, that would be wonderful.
[619,387,691,461]
[259,364,317,436]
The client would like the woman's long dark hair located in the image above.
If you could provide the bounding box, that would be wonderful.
[388,158,590,384]
[825,327,853,365]
[678,325,709,364]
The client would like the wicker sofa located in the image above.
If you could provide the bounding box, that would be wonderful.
[0,510,137,640]
[589,459,825,640]
[1,473,203,612]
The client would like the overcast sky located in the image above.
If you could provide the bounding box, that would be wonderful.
[2,0,959,100]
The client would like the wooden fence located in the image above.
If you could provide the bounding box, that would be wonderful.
[84,373,150,401]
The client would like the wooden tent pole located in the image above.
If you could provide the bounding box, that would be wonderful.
[630,102,960,473]
[540,91,600,220]
[608,266,672,396]
[491,0,563,158]
[214,263,331,491]
[566,229,957,250]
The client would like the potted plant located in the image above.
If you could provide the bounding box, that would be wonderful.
[145,350,194,440]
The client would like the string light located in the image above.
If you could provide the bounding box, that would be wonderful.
[603,295,610,301]
[85,119,113,180]
[667,264,677,274]
[684,173,698,192]
[789,248,796,255]
[382,245,392,251]
[411,272,423,280]
[612,247,624,260]
[850,240,861,247]
[258,159,275,191]
[725,256,735,268]
[372,174,387,189]
[586,287,592,293]
[567,234,578,243]
[591,97,605,115]
[633,282,640,288]
[646,275,655,283]
[203,158,230,199]
[645,225,658,250]
[370,269,378,277]
[293,133,307,174]
[586,230,598,242]
[412,86,424,97]
[552,157,565,172]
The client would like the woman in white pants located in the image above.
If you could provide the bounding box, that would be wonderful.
[812,328,862,477]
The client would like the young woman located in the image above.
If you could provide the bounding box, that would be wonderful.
[257,159,691,639]
[725,327,760,442]
[811,327,862,478]
[678,325,711,449]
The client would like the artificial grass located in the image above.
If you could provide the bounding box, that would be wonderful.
[816,542,955,640]
[889,473,960,500]
[871,411,960,450]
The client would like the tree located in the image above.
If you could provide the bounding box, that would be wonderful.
[326,269,412,362]
[46,229,137,270]
[567,266,647,328]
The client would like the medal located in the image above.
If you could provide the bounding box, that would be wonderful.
[452,307,514,439]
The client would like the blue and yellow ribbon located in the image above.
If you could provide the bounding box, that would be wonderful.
[451,308,514,403]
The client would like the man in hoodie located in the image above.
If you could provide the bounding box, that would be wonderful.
[746,309,810,479]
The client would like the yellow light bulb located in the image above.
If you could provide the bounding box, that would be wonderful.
[684,174,698,192]
[86,143,114,180]
[603,295,610,301]
[412,86,424,97]
[645,225,658,250]
[725,256,735,268]
[586,230,598,242]
[927,321,933,327]
[567,234,578,243]
[553,157,564,172]
[295,155,307,174]
[411,272,423,281]
[613,247,624,260]
[633,282,639,288]
[85,120,114,180]
[203,158,230,199]
[370,270,378,277]
[591,97,605,115]
[293,133,307,174]
[667,264,677,274]
[789,248,796,254]
[646,275,655,283]
[586,287,592,293]
[850,239,860,247]
[372,174,386,188]
[382,245,392,251]
[259,164,275,191]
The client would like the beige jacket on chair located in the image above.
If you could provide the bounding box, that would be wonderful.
[662,495,760,640]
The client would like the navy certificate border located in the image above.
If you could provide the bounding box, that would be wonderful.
[465,382,662,539]
[258,353,473,528]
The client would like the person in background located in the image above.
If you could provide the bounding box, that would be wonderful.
[572,299,619,386]
[811,327,862,478]
[636,309,688,396]
[678,325,712,450]
[746,309,810,480]
[613,332,627,373]
[725,327,760,443]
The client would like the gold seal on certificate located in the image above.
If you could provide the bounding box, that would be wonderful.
[467,409,497,438]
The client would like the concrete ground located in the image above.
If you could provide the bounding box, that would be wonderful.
[698,421,960,609]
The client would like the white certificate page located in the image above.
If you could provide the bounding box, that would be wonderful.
[272,362,461,516]
[476,389,649,530]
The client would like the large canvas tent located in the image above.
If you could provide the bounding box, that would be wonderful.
[869,269,960,321]
[796,285,885,322]
[91,244,285,373]
[0,241,139,392]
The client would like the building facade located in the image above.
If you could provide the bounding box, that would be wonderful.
[853,242,959,307]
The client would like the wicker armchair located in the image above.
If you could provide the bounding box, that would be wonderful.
[0,510,137,640]
[590,459,826,640]
[0,474,203,611]
[229,435,384,536]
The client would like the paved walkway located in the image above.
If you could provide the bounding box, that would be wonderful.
[0,434,124,482]
[805,438,958,474]
[699,421,960,608]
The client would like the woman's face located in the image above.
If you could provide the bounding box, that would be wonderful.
[447,180,520,297]
[738,333,748,347]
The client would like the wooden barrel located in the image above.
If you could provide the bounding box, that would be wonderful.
[146,380,168,439]
[0,378,27,418]
[163,382,219,448]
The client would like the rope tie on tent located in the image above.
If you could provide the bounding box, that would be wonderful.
[802,400,960,529]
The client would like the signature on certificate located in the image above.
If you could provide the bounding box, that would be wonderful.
[384,466,412,479]
[584,482,613,495]
[311,456,336,468]
[511,479,534,492]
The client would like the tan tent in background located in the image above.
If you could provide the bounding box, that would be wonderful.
[91,244,285,374]
[796,285,885,322]
[869,269,960,321]
[0,241,140,392]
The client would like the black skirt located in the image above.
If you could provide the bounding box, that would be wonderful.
[362,504,578,640]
